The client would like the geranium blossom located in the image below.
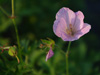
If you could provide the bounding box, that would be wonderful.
[53,7,91,41]
[46,48,54,61]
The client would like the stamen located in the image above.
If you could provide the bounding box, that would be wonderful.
[66,24,74,36]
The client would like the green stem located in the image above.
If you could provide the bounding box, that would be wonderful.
[0,6,10,16]
[12,19,22,62]
[12,0,14,17]
[12,19,20,50]
[11,0,22,62]
[66,41,71,75]
[16,55,20,63]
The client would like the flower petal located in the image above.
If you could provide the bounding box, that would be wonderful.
[74,11,84,31]
[61,32,79,41]
[74,23,91,39]
[46,49,54,61]
[53,18,67,37]
[61,32,70,41]
[56,7,75,28]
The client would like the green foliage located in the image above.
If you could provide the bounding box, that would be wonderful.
[0,39,100,75]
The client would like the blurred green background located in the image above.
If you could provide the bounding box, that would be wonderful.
[0,0,100,75]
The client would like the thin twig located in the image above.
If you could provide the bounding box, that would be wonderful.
[0,6,10,16]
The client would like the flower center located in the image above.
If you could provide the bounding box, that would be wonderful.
[66,24,74,36]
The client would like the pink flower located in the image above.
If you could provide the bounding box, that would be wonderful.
[46,48,54,61]
[53,7,91,41]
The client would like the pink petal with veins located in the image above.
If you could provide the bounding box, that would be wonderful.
[56,7,75,28]
[53,18,67,37]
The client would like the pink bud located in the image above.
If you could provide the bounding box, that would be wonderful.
[46,48,54,61]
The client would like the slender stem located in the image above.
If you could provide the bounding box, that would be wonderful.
[12,0,14,17]
[0,6,10,16]
[11,0,22,62]
[66,41,71,75]
[12,19,20,50]
[66,55,69,75]
[12,19,22,62]
[66,42,71,54]
[16,55,20,63]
